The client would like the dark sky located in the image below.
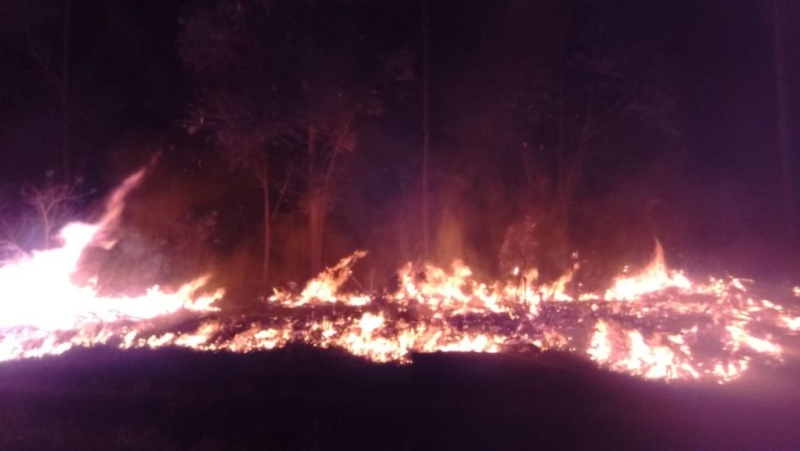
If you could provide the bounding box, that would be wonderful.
[4,0,791,180]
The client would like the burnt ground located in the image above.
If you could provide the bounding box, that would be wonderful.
[0,346,798,450]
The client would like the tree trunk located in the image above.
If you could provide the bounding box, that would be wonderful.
[38,203,51,250]
[556,3,567,210]
[421,0,430,261]
[309,195,323,275]
[772,0,796,246]
[308,124,323,275]
[261,173,270,294]
[61,0,71,183]
[562,82,595,214]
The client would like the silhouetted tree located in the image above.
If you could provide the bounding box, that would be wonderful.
[289,1,384,274]
[420,0,431,260]
[771,0,796,246]
[180,0,384,285]
[446,0,677,278]
[180,0,288,291]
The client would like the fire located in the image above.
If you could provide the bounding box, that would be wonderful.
[1,169,799,385]
[604,241,691,301]
[0,169,222,361]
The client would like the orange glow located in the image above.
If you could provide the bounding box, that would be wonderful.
[0,169,221,361]
[604,241,691,301]
[1,170,799,384]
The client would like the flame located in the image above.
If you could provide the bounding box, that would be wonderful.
[0,169,222,361]
[271,250,370,307]
[1,171,799,384]
[604,241,691,301]
[256,246,797,384]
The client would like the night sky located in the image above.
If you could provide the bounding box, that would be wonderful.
[0,0,798,299]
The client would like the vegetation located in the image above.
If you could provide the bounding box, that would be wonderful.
[0,0,795,300]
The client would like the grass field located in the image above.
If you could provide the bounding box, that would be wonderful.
[0,346,798,450]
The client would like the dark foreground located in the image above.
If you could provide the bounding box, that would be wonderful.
[0,347,798,450]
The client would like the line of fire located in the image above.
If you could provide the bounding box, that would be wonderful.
[0,1,799,448]
[2,166,799,384]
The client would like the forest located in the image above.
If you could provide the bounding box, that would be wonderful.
[0,0,798,304]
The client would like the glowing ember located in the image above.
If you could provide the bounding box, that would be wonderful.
[1,170,799,385]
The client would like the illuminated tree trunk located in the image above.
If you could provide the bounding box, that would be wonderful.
[308,195,323,275]
[421,0,430,260]
[555,4,569,222]
[36,202,52,250]
[61,0,71,182]
[308,124,323,275]
[260,167,271,293]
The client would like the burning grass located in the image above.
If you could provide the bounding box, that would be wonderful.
[0,168,799,385]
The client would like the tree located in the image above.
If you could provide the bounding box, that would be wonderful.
[0,0,137,184]
[21,172,85,249]
[0,1,71,179]
[444,0,677,278]
[771,0,796,247]
[552,12,676,214]
[180,0,383,285]
[180,0,289,291]
[534,2,677,276]
[290,0,384,274]
[0,171,87,258]
[420,0,431,260]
